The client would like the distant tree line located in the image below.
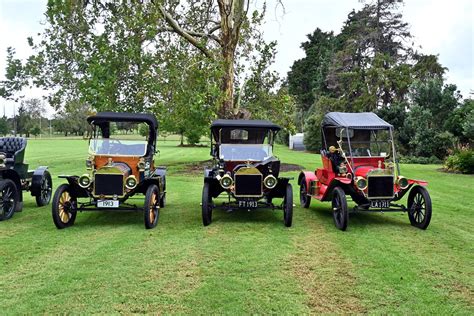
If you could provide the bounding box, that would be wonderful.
[287,0,473,163]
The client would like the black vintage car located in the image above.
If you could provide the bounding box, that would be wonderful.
[202,119,293,227]
[0,137,52,221]
[51,112,166,229]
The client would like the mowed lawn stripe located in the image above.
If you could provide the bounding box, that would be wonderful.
[0,139,472,314]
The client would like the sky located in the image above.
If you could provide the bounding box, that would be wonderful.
[0,0,473,118]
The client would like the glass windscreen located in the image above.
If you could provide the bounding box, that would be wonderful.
[219,144,273,161]
[89,139,147,156]
[89,122,150,156]
[339,130,392,157]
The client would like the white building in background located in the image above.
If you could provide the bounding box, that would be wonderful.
[289,133,305,151]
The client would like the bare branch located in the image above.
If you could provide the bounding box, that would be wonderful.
[157,4,214,59]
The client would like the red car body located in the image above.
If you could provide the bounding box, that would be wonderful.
[298,112,432,231]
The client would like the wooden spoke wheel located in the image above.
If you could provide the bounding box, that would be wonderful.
[283,183,293,227]
[36,170,52,207]
[407,186,432,230]
[144,184,160,229]
[52,184,77,229]
[299,179,311,208]
[201,182,213,226]
[332,187,348,231]
[0,179,19,221]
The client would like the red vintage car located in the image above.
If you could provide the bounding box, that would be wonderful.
[298,112,432,231]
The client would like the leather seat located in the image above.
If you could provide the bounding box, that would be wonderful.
[0,137,27,164]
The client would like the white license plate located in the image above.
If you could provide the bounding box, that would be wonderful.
[238,200,258,208]
[370,200,390,208]
[97,200,119,208]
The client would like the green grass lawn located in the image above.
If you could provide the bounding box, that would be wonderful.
[0,139,473,314]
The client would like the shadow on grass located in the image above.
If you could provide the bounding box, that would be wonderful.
[211,208,285,226]
[306,203,412,230]
[73,211,145,228]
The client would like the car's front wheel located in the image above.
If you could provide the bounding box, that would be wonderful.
[0,179,19,221]
[332,187,348,231]
[144,184,160,229]
[407,186,432,229]
[52,184,77,229]
[202,182,213,226]
[283,184,293,227]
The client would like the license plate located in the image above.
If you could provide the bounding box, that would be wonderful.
[370,200,390,208]
[97,200,119,208]
[238,200,258,208]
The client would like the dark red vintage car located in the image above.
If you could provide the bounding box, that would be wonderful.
[298,112,432,231]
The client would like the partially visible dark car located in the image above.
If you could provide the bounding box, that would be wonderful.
[202,119,293,227]
[51,112,166,229]
[0,137,52,221]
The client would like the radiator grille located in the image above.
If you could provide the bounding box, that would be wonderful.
[367,176,394,198]
[94,174,124,196]
[235,174,262,196]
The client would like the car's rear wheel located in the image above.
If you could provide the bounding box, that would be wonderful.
[202,182,212,226]
[144,184,160,229]
[52,184,77,229]
[299,179,311,208]
[407,186,432,229]
[0,179,19,221]
[283,184,293,227]
[332,187,348,231]
[36,170,52,207]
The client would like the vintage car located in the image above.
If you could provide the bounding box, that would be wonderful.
[298,112,432,231]
[0,137,52,221]
[202,119,293,227]
[51,112,166,229]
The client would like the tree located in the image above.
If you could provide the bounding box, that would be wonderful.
[0,116,9,136]
[31,125,41,138]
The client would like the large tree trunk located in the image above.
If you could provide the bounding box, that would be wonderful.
[219,42,235,118]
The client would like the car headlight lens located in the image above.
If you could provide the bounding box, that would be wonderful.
[264,175,277,189]
[355,176,367,190]
[220,174,233,189]
[0,154,5,166]
[397,176,409,189]
[125,176,138,189]
[78,174,91,188]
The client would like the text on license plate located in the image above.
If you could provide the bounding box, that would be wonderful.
[238,200,258,208]
[97,200,119,208]
[370,200,390,208]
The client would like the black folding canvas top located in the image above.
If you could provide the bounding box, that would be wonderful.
[322,112,392,130]
[211,119,281,131]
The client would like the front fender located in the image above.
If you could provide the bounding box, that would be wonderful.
[57,175,90,198]
[409,179,428,186]
[298,171,317,189]
[30,166,49,197]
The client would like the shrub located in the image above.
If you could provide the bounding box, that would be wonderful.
[399,155,442,165]
[445,149,474,174]
[275,129,290,146]
[303,114,323,152]
[184,130,202,145]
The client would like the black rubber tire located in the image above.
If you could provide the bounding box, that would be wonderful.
[159,192,166,208]
[283,184,293,227]
[299,179,311,208]
[202,182,212,226]
[144,184,160,229]
[407,186,432,230]
[332,187,348,231]
[51,184,77,229]
[35,170,53,207]
[0,179,19,221]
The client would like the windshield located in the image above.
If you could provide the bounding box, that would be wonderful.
[89,139,147,156]
[219,144,273,161]
[339,130,393,157]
